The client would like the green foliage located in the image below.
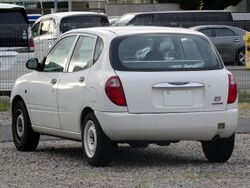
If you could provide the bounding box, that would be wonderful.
[0,103,9,112]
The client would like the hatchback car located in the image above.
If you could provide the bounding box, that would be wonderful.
[11,27,238,166]
[32,11,109,61]
[191,25,247,65]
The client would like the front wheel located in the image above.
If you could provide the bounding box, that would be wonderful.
[201,134,235,163]
[12,101,40,151]
[82,112,114,166]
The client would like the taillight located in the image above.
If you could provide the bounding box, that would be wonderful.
[227,73,237,104]
[105,76,127,106]
[28,27,34,52]
[28,38,34,52]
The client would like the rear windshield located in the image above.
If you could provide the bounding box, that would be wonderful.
[0,10,29,47]
[60,15,109,33]
[110,34,223,71]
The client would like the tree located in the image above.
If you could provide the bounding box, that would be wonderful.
[202,0,242,10]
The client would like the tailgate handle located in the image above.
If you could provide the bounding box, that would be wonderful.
[152,82,205,89]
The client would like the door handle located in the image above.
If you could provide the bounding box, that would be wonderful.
[79,76,85,82]
[51,78,57,85]
[234,39,240,42]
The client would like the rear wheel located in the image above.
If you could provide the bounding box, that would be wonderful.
[236,48,245,66]
[82,112,114,166]
[201,134,235,163]
[12,101,40,151]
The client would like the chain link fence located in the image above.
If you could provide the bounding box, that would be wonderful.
[0,20,250,114]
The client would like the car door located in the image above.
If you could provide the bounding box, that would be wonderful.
[33,18,57,62]
[28,35,77,129]
[213,28,239,62]
[57,34,98,133]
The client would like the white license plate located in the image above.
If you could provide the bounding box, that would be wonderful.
[163,90,193,106]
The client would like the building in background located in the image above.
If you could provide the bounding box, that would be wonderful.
[0,0,248,15]
[236,0,250,12]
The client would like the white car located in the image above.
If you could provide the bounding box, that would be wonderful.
[32,12,109,62]
[11,27,238,166]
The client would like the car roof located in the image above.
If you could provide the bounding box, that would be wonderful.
[191,25,247,32]
[122,10,231,17]
[0,3,25,10]
[34,11,107,25]
[41,11,106,19]
[67,26,203,37]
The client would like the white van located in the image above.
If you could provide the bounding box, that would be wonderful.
[32,12,109,61]
[0,3,34,95]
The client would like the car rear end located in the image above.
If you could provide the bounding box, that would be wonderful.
[95,29,238,142]
[0,4,34,94]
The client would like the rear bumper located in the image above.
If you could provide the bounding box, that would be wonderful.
[95,109,238,141]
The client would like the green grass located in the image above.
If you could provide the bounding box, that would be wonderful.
[239,90,250,103]
[0,102,10,112]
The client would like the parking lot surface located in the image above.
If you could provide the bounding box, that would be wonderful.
[0,134,249,188]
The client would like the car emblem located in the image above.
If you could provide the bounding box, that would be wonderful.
[214,96,222,102]
[212,96,223,105]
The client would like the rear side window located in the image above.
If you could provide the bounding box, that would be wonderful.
[110,34,223,71]
[214,28,235,37]
[68,36,96,72]
[0,10,29,47]
[60,16,109,33]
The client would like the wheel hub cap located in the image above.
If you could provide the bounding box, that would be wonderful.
[16,110,24,138]
[84,120,97,158]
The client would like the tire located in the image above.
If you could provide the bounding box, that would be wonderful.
[236,48,245,66]
[129,142,149,148]
[82,112,114,166]
[201,134,235,163]
[12,101,40,151]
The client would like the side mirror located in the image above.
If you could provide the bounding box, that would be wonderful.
[26,58,40,71]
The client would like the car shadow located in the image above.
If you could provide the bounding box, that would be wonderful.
[35,142,209,167]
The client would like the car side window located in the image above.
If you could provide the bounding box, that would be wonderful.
[43,36,76,72]
[214,28,235,37]
[130,15,153,26]
[40,19,54,36]
[68,36,96,72]
[32,22,40,37]
[93,37,104,63]
[199,29,213,37]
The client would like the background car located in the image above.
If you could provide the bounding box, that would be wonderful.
[32,11,109,61]
[191,25,247,65]
[108,16,120,25]
[113,10,233,27]
[11,27,238,166]
[0,3,34,95]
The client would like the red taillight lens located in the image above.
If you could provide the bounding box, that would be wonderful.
[105,76,127,106]
[28,38,34,52]
[227,73,237,104]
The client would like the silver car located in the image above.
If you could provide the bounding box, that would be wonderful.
[191,25,246,65]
